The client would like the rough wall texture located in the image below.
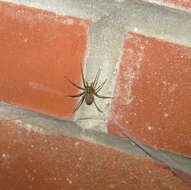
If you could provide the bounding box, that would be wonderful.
[110,32,191,156]
[0,2,90,119]
[0,0,191,188]
[148,0,191,9]
[0,120,190,190]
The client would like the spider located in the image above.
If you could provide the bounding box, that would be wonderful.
[65,64,113,113]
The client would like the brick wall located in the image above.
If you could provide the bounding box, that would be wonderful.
[0,0,191,189]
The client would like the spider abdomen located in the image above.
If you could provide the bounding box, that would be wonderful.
[85,94,94,105]
[66,65,112,112]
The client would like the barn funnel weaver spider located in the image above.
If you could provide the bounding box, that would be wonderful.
[65,64,113,112]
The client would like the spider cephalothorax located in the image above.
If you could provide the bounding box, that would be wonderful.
[65,64,112,112]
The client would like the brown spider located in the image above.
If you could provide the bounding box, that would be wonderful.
[65,64,113,113]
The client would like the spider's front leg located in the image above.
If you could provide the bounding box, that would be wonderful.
[64,77,85,90]
[94,79,113,99]
[66,92,85,98]
[80,63,87,88]
[94,93,113,99]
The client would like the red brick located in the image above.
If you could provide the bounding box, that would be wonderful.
[109,32,191,156]
[0,2,90,119]
[0,120,189,190]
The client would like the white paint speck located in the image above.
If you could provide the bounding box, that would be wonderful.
[146,123,152,130]
[14,120,46,135]
[164,113,169,118]
[140,45,145,50]
[24,38,28,43]
[75,142,80,146]
[162,80,167,85]
[148,126,152,130]
[62,18,74,25]
[2,153,10,159]
[66,177,72,184]
[134,27,138,32]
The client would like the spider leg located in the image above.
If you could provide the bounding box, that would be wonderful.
[95,79,107,93]
[66,92,85,98]
[94,92,113,99]
[73,94,86,112]
[80,63,87,88]
[93,99,103,113]
[94,79,113,99]
[92,68,101,88]
[65,77,85,90]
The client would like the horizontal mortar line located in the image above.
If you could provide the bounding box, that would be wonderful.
[0,101,190,173]
[1,0,191,47]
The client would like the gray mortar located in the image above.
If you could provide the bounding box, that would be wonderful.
[0,101,191,176]
[0,101,146,157]
[75,16,125,132]
[2,0,191,46]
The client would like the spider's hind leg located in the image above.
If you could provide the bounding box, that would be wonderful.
[93,99,103,113]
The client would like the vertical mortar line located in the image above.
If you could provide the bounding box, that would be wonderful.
[74,16,126,133]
